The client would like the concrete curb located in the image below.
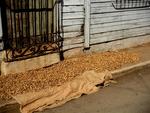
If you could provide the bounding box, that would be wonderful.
[112,60,150,79]
[1,60,150,108]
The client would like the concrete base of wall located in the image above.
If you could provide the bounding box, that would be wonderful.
[1,53,60,75]
[1,36,150,75]
[0,51,2,74]
[64,36,150,58]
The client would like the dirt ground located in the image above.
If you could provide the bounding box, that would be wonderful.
[0,50,139,100]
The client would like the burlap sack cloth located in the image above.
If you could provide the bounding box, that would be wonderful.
[12,70,112,113]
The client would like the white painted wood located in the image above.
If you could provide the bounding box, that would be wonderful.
[91,26,150,39]
[91,19,150,34]
[62,0,150,50]
[84,0,91,49]
[0,9,3,50]
[63,43,83,50]
[91,13,150,25]
[62,14,150,33]
[91,0,112,2]
[63,36,83,45]
[63,9,150,26]
[63,12,84,19]
[62,7,150,20]
[0,9,2,38]
[63,25,150,39]
[63,25,82,32]
[90,34,150,48]
[63,0,84,5]
[63,19,84,26]
[64,26,150,49]
[64,31,83,38]
[91,26,150,44]
[63,6,84,13]
[91,17,150,29]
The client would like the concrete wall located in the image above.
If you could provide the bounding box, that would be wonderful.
[62,0,150,54]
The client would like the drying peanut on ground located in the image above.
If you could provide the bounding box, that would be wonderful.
[0,51,139,100]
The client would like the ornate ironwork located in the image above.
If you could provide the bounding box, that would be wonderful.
[112,0,150,9]
[1,0,63,62]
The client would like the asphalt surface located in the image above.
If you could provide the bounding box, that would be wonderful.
[0,65,150,113]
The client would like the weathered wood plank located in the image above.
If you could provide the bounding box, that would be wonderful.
[63,25,150,38]
[64,31,83,38]
[91,26,150,41]
[62,9,150,20]
[63,36,83,45]
[91,6,150,14]
[63,25,150,40]
[63,16,150,32]
[62,0,150,49]
[63,12,84,20]
[63,9,150,26]
[63,19,84,26]
[63,0,84,5]
[91,18,150,33]
[90,34,150,46]
[91,14,150,25]
[63,6,84,13]
[91,0,112,2]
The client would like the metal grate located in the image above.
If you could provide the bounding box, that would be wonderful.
[1,0,63,62]
[112,0,150,9]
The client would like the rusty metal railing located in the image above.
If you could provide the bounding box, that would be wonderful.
[112,0,150,9]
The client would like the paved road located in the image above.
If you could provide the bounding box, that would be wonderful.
[1,65,150,113]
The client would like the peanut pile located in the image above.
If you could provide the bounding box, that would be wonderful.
[0,51,139,100]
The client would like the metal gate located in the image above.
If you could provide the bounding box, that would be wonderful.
[1,0,63,62]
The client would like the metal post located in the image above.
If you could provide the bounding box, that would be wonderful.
[84,0,91,50]
[0,9,2,38]
[0,8,4,50]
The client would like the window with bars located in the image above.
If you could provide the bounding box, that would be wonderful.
[1,0,63,62]
[112,0,150,9]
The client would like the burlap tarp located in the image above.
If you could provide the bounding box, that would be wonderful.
[12,70,113,113]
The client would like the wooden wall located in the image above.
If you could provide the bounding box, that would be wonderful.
[62,0,150,50]
[0,0,150,51]
[0,9,3,50]
[0,10,2,38]
[62,0,84,50]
